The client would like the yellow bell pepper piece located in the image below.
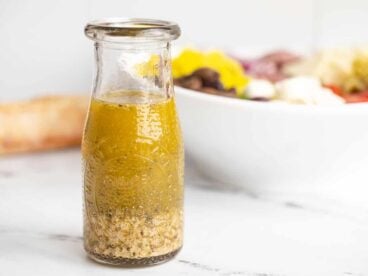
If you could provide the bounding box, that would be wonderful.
[172,48,249,94]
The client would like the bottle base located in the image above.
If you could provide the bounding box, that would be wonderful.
[86,247,181,267]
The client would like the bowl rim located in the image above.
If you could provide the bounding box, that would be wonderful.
[175,86,368,115]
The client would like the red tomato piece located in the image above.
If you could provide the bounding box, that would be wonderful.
[324,84,344,97]
[343,91,368,103]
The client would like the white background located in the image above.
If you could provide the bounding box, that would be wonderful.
[1,0,368,100]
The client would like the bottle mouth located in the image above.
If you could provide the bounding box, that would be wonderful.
[85,18,181,43]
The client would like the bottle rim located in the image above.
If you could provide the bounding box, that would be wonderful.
[85,18,181,43]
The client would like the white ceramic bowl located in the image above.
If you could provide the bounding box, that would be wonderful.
[175,86,368,206]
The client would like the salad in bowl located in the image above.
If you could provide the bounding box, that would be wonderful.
[173,47,368,207]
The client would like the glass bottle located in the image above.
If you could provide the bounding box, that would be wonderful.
[82,18,183,266]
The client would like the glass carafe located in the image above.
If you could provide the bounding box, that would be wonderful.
[82,18,183,266]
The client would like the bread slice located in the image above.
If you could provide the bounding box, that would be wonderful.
[0,95,89,154]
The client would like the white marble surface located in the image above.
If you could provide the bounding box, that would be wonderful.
[1,149,368,276]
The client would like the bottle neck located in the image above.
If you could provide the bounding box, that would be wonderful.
[92,41,174,100]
